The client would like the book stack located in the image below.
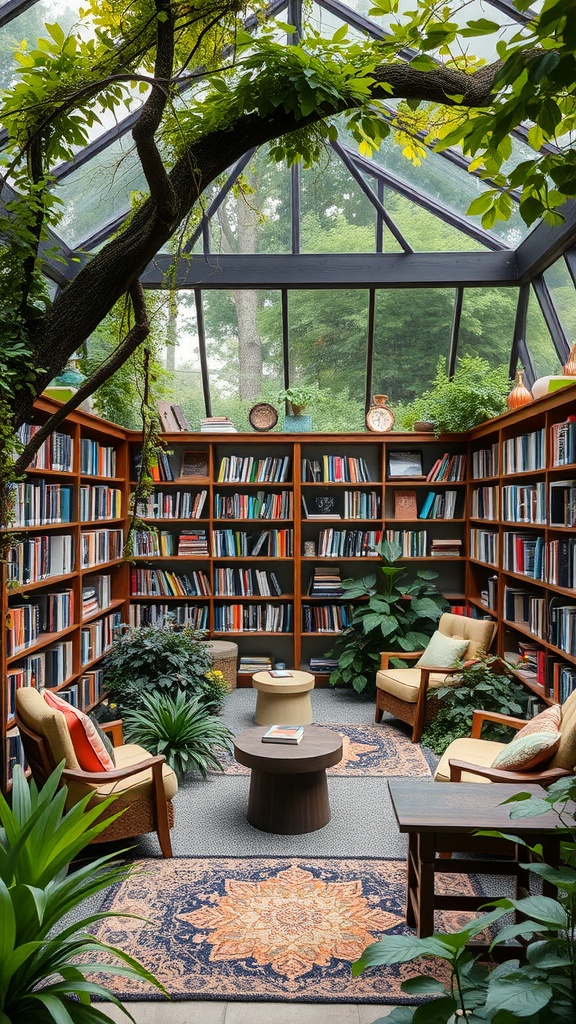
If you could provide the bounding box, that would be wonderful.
[427,452,466,482]
[418,490,458,519]
[200,416,238,432]
[308,565,344,596]
[430,538,462,557]
[262,725,304,744]
[177,530,209,556]
[239,655,273,674]
[309,657,338,673]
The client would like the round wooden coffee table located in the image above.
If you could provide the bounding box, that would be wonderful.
[251,670,315,725]
[233,726,343,834]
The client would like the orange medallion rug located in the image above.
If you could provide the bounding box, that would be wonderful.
[92,856,479,1003]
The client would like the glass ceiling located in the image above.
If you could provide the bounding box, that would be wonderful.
[1,0,574,429]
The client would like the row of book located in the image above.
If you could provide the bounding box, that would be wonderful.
[17,424,73,473]
[302,603,355,632]
[82,575,112,618]
[418,489,458,520]
[551,417,576,467]
[135,490,207,520]
[549,599,576,656]
[317,529,382,558]
[503,586,546,638]
[426,452,466,482]
[80,611,122,666]
[471,486,498,520]
[149,449,175,481]
[7,588,74,656]
[131,530,209,557]
[301,490,380,520]
[302,456,371,483]
[10,481,73,527]
[507,641,576,703]
[503,428,545,474]
[130,568,211,597]
[80,438,117,477]
[213,603,293,632]
[384,529,428,557]
[469,528,499,566]
[81,529,123,568]
[79,485,122,522]
[307,565,344,597]
[214,491,293,520]
[212,528,293,557]
[471,443,499,480]
[502,482,546,524]
[479,575,498,610]
[10,640,75,692]
[548,537,576,589]
[217,455,290,483]
[549,479,576,527]
[213,567,283,597]
[7,535,74,585]
[129,603,209,629]
[502,533,545,580]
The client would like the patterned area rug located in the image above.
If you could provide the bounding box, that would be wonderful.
[93,856,479,1002]
[217,723,431,778]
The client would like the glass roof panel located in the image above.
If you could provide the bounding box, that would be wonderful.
[55,136,146,248]
[0,0,80,90]
[543,259,576,344]
[383,189,486,251]
[459,286,518,366]
[526,289,561,378]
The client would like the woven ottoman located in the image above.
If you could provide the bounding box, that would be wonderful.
[205,640,238,690]
[251,670,315,725]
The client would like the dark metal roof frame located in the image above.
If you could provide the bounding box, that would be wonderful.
[510,282,535,384]
[448,287,463,377]
[331,139,412,253]
[183,149,256,253]
[531,274,570,363]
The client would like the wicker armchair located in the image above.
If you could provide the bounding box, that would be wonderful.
[15,686,177,857]
[375,613,497,743]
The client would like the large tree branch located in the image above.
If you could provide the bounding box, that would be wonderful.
[13,283,149,474]
[12,49,536,426]
[131,1,177,221]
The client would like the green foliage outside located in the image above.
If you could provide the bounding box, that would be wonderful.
[103,624,228,714]
[397,354,512,433]
[421,655,530,754]
[0,764,164,1021]
[354,776,576,1024]
[327,538,448,696]
[123,690,233,779]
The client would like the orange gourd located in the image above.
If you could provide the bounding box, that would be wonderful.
[507,369,533,410]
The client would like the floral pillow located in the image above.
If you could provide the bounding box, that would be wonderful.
[491,730,561,772]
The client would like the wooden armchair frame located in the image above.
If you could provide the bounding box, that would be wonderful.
[15,714,174,857]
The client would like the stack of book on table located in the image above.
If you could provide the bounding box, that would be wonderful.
[262,725,304,744]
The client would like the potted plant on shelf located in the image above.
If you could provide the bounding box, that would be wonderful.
[277,382,321,432]
[327,538,448,697]
[398,355,511,435]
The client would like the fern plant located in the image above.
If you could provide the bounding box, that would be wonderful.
[122,690,233,778]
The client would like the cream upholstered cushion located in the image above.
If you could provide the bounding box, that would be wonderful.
[16,686,80,769]
[375,667,448,703]
[549,689,576,771]
[65,743,178,808]
[434,737,506,783]
[436,613,496,659]
[492,731,561,771]
[416,631,469,668]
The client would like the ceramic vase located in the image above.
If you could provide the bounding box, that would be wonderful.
[563,342,576,376]
[507,369,533,411]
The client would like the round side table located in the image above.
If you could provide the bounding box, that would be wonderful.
[251,670,315,725]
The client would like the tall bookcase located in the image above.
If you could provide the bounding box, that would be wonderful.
[3,384,576,789]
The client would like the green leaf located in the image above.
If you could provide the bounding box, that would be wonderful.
[484,975,553,1017]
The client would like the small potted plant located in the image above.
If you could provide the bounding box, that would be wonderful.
[397,355,511,435]
[277,382,321,432]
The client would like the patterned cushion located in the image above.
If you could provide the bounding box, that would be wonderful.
[43,691,115,772]
[516,704,562,739]
[492,730,561,772]
[416,631,469,669]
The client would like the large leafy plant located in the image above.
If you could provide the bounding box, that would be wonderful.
[0,764,164,1022]
[122,690,234,779]
[103,623,224,713]
[421,654,529,755]
[354,776,576,1024]
[328,538,448,697]
[399,355,511,435]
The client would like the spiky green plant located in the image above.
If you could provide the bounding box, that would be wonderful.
[122,690,234,778]
[0,764,165,1022]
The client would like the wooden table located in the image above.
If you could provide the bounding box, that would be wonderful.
[251,670,315,725]
[388,779,562,942]
[234,726,343,834]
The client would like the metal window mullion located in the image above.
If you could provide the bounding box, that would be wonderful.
[510,282,534,383]
[563,247,576,289]
[531,275,570,364]
[184,149,256,254]
[281,289,290,390]
[448,288,463,378]
[291,164,301,255]
[194,289,211,416]
[365,289,376,414]
[332,141,412,254]
[376,180,384,254]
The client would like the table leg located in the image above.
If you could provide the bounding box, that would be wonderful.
[247,767,331,834]
[416,832,437,938]
[405,834,418,928]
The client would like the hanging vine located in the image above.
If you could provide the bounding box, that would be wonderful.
[123,346,167,561]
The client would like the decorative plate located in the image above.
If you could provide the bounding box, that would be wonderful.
[249,402,278,432]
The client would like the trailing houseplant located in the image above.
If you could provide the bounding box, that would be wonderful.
[122,689,234,779]
[421,654,530,755]
[398,355,511,435]
[354,775,576,1024]
[103,623,228,713]
[0,763,164,1022]
[327,538,448,697]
